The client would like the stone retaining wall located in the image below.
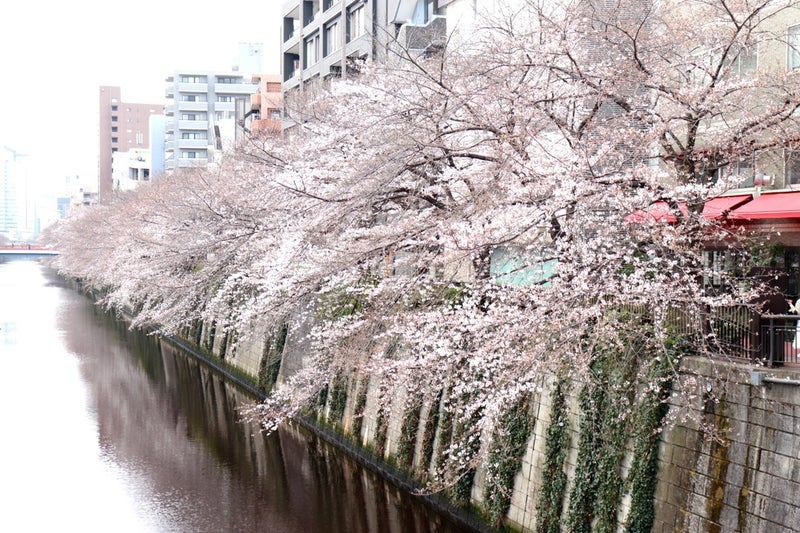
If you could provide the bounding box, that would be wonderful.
[197,311,800,532]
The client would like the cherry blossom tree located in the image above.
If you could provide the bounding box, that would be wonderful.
[46,0,800,482]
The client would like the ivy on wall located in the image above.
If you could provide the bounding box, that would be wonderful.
[483,392,534,528]
[257,323,288,394]
[566,330,641,533]
[328,373,349,426]
[535,378,569,533]
[373,380,390,458]
[418,389,443,478]
[433,387,454,476]
[205,321,216,352]
[450,406,482,508]
[349,376,369,443]
[396,394,423,471]
[625,351,677,533]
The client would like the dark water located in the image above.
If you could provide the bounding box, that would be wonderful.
[0,259,472,533]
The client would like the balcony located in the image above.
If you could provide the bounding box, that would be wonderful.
[178,120,209,130]
[177,157,209,168]
[177,138,209,150]
[214,83,257,95]
[396,15,447,54]
[178,101,209,112]
[177,82,208,93]
[164,104,175,116]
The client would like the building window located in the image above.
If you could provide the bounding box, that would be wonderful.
[412,0,436,24]
[180,75,206,83]
[305,33,321,66]
[111,137,118,143]
[787,150,800,185]
[180,94,207,102]
[111,105,118,111]
[136,132,144,145]
[111,116,118,122]
[349,4,365,41]
[325,21,341,55]
[183,151,198,159]
[731,44,758,75]
[217,95,235,102]
[111,126,118,132]
[216,76,239,84]
[181,131,207,139]
[181,113,207,120]
[266,82,282,92]
[790,26,800,70]
[269,109,282,119]
[732,160,755,188]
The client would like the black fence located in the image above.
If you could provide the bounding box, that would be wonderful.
[760,314,800,367]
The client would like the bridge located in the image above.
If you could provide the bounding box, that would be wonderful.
[0,245,59,257]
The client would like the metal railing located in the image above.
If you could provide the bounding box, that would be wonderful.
[626,304,798,365]
[761,314,800,367]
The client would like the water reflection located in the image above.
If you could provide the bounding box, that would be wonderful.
[0,260,472,533]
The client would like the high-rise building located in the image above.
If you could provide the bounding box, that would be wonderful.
[98,87,163,202]
[163,71,258,171]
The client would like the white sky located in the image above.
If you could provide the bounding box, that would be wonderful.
[0,0,282,196]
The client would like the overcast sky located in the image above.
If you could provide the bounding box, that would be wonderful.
[0,0,281,194]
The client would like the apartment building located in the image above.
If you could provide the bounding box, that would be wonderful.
[280,0,449,126]
[98,86,162,202]
[243,74,283,136]
[112,148,151,192]
[163,71,258,171]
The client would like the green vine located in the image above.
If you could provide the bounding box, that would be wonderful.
[433,387,454,476]
[565,381,605,533]
[419,389,443,477]
[205,321,216,352]
[450,405,483,508]
[625,354,677,533]
[218,330,230,359]
[483,392,534,528]
[350,376,369,442]
[328,374,348,426]
[312,383,329,417]
[257,323,287,394]
[535,378,569,533]
[374,407,389,458]
[373,380,390,458]
[396,394,423,471]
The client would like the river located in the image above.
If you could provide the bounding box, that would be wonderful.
[0,259,475,533]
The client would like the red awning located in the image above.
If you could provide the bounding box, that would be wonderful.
[728,192,800,220]
[625,201,689,223]
[702,194,752,219]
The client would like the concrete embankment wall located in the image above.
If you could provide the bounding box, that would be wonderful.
[654,358,800,533]
[189,315,800,532]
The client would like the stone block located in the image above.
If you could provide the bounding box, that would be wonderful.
[725,461,746,489]
[717,502,741,532]
[727,442,748,467]
[770,477,800,506]
[773,429,798,459]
